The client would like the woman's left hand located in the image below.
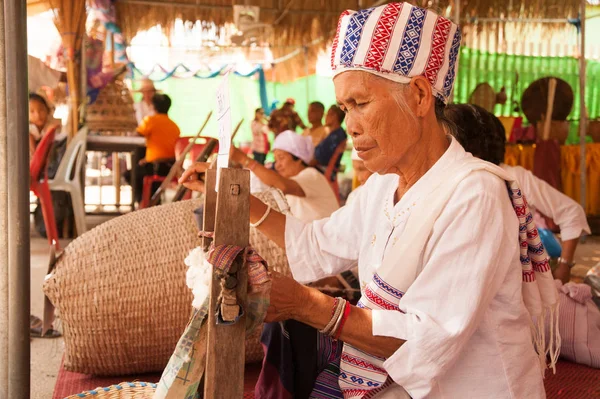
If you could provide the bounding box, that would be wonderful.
[265,271,306,323]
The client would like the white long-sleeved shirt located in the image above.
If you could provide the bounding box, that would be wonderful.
[134,101,155,124]
[285,138,545,398]
[501,164,590,241]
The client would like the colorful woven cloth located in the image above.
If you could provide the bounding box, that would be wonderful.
[330,2,461,103]
[154,243,271,399]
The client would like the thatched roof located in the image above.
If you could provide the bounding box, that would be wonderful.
[28,0,588,81]
[114,0,585,81]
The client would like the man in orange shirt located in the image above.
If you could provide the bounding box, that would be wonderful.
[126,93,180,203]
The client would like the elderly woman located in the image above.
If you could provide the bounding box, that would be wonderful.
[181,3,556,398]
[446,103,591,284]
[232,130,339,223]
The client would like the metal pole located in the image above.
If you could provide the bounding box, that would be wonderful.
[0,0,8,397]
[579,1,587,213]
[5,0,30,397]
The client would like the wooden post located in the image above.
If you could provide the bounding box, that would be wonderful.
[107,32,121,208]
[203,167,250,399]
[5,0,30,397]
[0,0,8,396]
[578,0,587,213]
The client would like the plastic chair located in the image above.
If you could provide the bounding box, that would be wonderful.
[30,126,60,248]
[324,139,347,205]
[140,169,178,208]
[48,127,88,236]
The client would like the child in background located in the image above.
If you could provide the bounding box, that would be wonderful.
[29,92,61,158]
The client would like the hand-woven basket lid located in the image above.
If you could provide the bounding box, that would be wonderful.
[521,77,573,123]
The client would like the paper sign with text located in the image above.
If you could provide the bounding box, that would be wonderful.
[215,72,232,191]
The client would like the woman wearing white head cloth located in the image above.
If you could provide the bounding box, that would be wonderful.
[230,130,339,223]
[346,148,373,205]
[182,2,556,397]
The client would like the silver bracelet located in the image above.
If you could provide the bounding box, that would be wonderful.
[250,205,271,228]
[329,299,348,337]
[320,298,345,336]
[557,257,576,268]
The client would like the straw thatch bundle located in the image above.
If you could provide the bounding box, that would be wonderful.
[114,0,584,82]
[48,0,86,137]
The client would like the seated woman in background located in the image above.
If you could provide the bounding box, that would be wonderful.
[346,148,373,205]
[231,130,339,223]
[447,103,600,369]
[29,92,61,158]
[446,104,591,284]
[126,93,180,203]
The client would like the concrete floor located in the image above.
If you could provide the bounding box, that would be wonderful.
[30,215,110,399]
[28,219,600,398]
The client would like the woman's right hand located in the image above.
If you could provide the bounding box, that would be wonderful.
[179,162,210,192]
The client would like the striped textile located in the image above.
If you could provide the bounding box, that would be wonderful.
[553,280,600,368]
[331,2,461,104]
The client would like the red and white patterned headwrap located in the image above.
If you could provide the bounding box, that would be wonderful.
[331,2,461,104]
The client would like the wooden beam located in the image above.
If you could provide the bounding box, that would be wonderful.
[203,167,250,399]
[202,169,217,251]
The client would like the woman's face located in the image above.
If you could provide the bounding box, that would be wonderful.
[334,71,422,175]
[29,99,49,129]
[274,150,303,178]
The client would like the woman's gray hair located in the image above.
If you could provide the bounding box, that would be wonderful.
[384,77,457,136]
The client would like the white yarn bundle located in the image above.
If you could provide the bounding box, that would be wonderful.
[184,247,212,309]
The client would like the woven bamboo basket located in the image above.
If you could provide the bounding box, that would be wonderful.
[251,189,291,278]
[64,382,157,399]
[44,191,290,376]
[86,77,138,135]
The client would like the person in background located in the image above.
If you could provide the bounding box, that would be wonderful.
[127,93,180,203]
[280,98,306,131]
[302,101,328,147]
[29,92,61,158]
[29,91,63,339]
[346,148,373,205]
[268,108,293,137]
[446,103,591,284]
[312,104,347,181]
[251,107,270,165]
[231,130,339,223]
[134,78,157,124]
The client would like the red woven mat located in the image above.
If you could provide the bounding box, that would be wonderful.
[544,360,600,399]
[55,358,599,399]
[52,357,261,399]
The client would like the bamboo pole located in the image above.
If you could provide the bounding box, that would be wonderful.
[4,0,30,397]
[579,0,587,213]
[49,0,86,138]
[0,0,8,396]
